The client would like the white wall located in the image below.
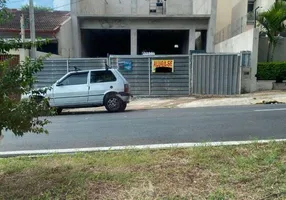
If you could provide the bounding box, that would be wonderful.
[257,80,274,91]
[255,0,275,11]
[215,28,255,52]
[231,0,247,23]
[215,0,232,33]
[215,28,260,92]
[57,17,73,57]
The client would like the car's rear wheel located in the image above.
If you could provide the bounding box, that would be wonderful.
[119,102,127,112]
[104,95,123,112]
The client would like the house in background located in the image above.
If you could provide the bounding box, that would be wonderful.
[0,9,72,58]
[70,0,217,57]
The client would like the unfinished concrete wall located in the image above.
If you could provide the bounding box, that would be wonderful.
[166,0,192,15]
[80,18,209,30]
[72,0,105,15]
[105,0,132,15]
[136,0,149,15]
[57,17,73,58]
[215,28,260,93]
[72,0,213,16]
[192,0,212,15]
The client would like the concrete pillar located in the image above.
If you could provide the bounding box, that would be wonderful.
[19,49,29,62]
[249,28,259,92]
[188,28,196,52]
[131,29,137,55]
[71,16,81,57]
[206,0,217,53]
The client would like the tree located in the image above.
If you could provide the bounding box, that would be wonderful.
[257,1,286,61]
[0,0,52,137]
[21,4,53,12]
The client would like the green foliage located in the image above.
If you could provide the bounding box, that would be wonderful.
[257,1,286,61]
[257,62,286,82]
[0,0,53,136]
[21,4,53,12]
[0,0,11,24]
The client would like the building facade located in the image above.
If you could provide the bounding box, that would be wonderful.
[70,0,217,57]
[215,0,276,44]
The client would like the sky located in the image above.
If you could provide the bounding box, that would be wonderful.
[6,0,70,11]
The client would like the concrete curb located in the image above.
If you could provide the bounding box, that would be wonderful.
[1,139,286,158]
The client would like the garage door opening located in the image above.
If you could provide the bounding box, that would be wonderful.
[81,29,131,57]
[137,30,189,55]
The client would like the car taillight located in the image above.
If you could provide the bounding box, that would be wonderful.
[124,84,129,93]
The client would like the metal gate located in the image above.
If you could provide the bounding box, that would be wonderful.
[109,55,190,96]
[192,53,241,95]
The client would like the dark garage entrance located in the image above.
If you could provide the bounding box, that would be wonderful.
[81,29,131,57]
[137,30,190,55]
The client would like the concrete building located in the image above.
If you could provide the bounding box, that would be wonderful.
[215,0,276,44]
[70,0,217,57]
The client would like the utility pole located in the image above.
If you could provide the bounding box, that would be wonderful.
[254,6,260,28]
[20,14,26,62]
[20,14,25,42]
[29,0,36,58]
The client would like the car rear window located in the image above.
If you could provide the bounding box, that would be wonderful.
[90,71,117,83]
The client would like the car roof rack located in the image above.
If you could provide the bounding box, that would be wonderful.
[105,63,110,71]
[73,66,81,71]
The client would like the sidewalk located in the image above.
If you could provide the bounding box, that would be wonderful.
[64,90,286,113]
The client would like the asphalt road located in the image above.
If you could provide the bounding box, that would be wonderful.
[1,104,286,152]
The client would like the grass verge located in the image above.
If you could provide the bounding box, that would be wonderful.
[1,142,286,200]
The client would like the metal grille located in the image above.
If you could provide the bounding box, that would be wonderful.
[192,54,241,95]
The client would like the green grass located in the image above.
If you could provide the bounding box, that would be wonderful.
[1,142,286,199]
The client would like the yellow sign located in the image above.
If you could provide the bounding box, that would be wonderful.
[152,60,174,73]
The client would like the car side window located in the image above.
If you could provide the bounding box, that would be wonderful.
[90,71,117,83]
[60,72,88,86]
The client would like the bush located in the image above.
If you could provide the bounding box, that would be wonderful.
[257,62,286,82]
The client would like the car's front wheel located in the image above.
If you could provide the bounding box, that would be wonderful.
[56,108,63,115]
[104,95,124,112]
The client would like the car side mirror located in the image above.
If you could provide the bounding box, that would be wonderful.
[56,82,63,87]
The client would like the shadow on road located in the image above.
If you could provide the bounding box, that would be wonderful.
[59,109,150,116]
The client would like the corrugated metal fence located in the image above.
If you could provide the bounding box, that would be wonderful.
[35,52,251,96]
[192,54,241,95]
[109,55,190,96]
[34,58,107,88]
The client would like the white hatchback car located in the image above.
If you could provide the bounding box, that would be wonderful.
[23,68,132,114]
